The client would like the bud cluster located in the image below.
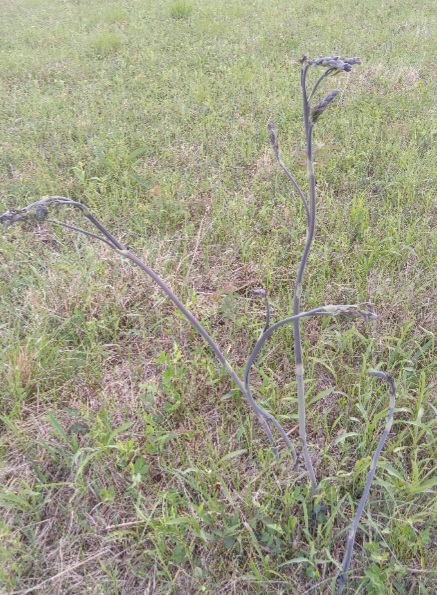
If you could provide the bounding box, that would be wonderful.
[309,56,361,72]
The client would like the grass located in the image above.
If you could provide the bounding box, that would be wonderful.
[1,0,437,593]
[91,31,123,56]
[170,2,194,19]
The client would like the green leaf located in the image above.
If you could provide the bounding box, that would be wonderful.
[218,477,236,506]
[224,535,236,549]
[199,529,215,542]
[219,449,247,464]
[260,517,283,534]
[127,147,148,161]
[279,557,311,567]
[47,412,69,443]
[409,477,437,494]
[163,517,192,526]
[0,492,34,511]
[377,462,404,481]
[130,173,150,189]
[334,431,358,445]
[107,421,134,444]
[75,449,103,477]
[412,338,434,363]
[220,391,236,400]
[309,357,337,380]
[308,387,334,405]
[243,521,263,557]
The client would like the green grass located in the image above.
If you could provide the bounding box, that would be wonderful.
[170,1,194,19]
[91,31,123,55]
[1,0,437,593]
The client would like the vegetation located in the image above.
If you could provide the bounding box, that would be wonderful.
[1,1,436,594]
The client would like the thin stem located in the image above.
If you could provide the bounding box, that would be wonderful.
[301,64,312,151]
[261,296,271,337]
[245,304,374,391]
[31,196,126,250]
[268,123,310,224]
[246,306,325,466]
[55,197,126,250]
[308,68,335,101]
[90,237,294,456]
[293,64,318,492]
[276,157,310,225]
[244,304,376,467]
[336,372,397,595]
[85,212,125,251]
[258,416,278,458]
[116,250,246,392]
[76,214,296,456]
[4,197,298,457]
[46,219,117,249]
[246,381,297,463]
[49,205,246,397]
[245,307,326,386]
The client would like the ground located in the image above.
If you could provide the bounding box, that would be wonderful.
[0,0,436,593]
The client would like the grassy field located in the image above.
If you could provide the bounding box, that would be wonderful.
[1,0,437,593]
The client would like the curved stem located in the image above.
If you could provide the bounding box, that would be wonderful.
[336,372,397,595]
[245,307,327,388]
[276,156,310,225]
[246,307,325,469]
[29,198,295,457]
[94,241,293,456]
[261,296,271,337]
[48,203,245,399]
[245,382,297,463]
[245,307,325,466]
[308,68,335,101]
[243,304,375,467]
[116,250,246,393]
[59,197,126,250]
[268,123,310,224]
[33,196,126,250]
[301,64,312,148]
[46,219,117,249]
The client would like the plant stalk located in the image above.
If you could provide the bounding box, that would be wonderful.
[6,198,297,458]
[293,64,318,492]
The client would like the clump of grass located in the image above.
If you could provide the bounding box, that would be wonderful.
[170,1,193,20]
[91,31,122,55]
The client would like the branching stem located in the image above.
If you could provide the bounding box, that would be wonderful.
[273,155,310,224]
[1,197,295,459]
[308,68,335,101]
[2,53,394,595]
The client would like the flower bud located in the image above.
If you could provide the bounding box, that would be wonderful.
[267,122,280,158]
[343,57,362,65]
[311,90,340,123]
[34,204,49,221]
